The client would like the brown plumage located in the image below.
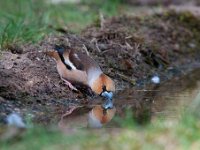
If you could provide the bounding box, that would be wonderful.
[88,105,116,128]
[46,45,115,108]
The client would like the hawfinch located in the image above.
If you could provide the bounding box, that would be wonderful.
[47,45,115,109]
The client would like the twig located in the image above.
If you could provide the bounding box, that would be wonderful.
[134,43,140,52]
[117,73,136,85]
[125,35,133,39]
[99,12,105,30]
[101,49,112,54]
[90,38,101,52]
[66,37,71,47]
[125,41,133,49]
[136,90,160,92]
[82,44,90,56]
[95,42,101,53]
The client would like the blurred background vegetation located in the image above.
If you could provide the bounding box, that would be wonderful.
[0,0,123,49]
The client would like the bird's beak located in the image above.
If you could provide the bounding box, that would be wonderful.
[100,91,114,109]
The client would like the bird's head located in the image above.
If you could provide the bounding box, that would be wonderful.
[46,50,60,61]
[91,74,115,109]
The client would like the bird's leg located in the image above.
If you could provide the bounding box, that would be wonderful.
[60,77,78,91]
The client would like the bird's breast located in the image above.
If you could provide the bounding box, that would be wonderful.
[57,61,87,85]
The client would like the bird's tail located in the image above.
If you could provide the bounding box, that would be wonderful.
[46,50,60,60]
[45,45,65,60]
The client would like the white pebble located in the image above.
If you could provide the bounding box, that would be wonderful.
[151,76,160,84]
[6,113,26,128]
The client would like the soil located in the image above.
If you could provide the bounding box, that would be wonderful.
[0,8,200,126]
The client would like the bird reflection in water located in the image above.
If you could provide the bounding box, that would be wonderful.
[58,105,116,130]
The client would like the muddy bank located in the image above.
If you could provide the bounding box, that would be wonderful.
[0,9,200,125]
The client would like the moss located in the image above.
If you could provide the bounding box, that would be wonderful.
[162,10,200,31]
[178,11,200,29]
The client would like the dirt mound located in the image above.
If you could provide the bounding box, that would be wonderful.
[82,10,200,83]
[0,10,200,125]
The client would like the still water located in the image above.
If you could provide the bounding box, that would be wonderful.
[59,69,200,129]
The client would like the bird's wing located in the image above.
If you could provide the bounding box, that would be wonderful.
[68,50,85,71]
[54,44,102,76]
[68,50,101,72]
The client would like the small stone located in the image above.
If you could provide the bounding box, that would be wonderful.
[151,75,160,84]
[6,113,26,128]
[3,61,14,69]
[36,57,40,61]
[188,43,196,48]
[174,44,180,51]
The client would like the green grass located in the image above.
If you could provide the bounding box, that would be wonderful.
[0,0,123,49]
[0,0,49,49]
[1,112,200,150]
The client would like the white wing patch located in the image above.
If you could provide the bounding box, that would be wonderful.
[64,59,77,70]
